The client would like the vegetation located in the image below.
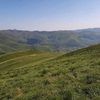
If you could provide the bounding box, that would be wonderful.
[0,29,100,54]
[0,44,100,100]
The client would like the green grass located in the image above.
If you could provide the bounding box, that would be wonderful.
[0,51,63,71]
[0,44,100,100]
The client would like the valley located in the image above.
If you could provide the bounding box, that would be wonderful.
[0,28,100,54]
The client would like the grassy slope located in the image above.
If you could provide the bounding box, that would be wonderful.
[0,44,100,100]
[0,51,63,71]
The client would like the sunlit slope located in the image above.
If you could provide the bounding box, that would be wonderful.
[0,44,100,100]
[0,51,63,71]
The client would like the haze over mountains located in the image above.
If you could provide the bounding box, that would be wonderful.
[0,28,100,54]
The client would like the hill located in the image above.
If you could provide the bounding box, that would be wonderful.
[0,44,100,99]
[0,29,100,54]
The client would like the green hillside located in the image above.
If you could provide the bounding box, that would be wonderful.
[0,29,100,54]
[0,44,100,100]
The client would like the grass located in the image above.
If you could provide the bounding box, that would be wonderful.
[0,44,100,100]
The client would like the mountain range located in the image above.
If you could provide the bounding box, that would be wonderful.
[0,28,100,54]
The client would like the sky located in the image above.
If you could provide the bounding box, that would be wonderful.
[0,0,100,31]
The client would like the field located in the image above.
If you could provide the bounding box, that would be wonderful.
[0,44,100,100]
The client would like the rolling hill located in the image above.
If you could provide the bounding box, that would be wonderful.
[0,28,100,54]
[0,44,100,100]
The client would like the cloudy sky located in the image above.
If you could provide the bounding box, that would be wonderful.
[0,0,100,31]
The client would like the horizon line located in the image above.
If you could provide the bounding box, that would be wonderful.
[0,27,100,32]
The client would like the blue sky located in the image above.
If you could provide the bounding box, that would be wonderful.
[0,0,100,31]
